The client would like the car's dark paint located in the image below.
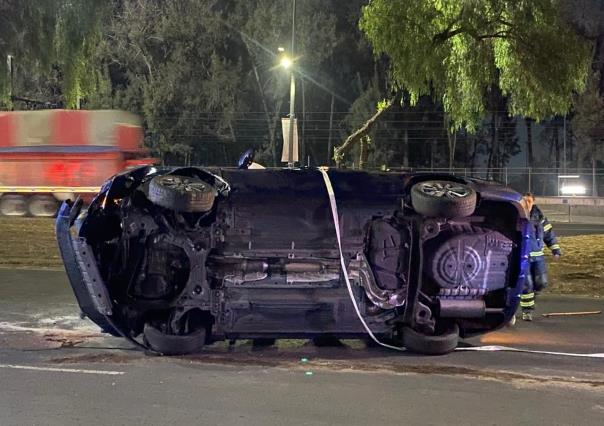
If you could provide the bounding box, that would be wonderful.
[56,166,530,353]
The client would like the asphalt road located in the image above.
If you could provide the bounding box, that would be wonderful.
[1,269,603,425]
[551,222,604,236]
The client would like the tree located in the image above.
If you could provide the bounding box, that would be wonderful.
[571,72,604,168]
[564,0,604,175]
[237,0,340,166]
[92,0,249,164]
[360,0,593,131]
[0,0,109,109]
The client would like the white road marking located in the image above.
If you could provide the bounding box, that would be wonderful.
[0,321,102,335]
[0,364,125,375]
[457,345,604,358]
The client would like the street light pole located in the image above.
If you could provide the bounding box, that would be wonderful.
[287,0,296,168]
[6,55,14,109]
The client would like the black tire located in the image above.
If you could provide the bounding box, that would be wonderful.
[27,195,59,217]
[0,194,27,216]
[411,180,476,218]
[143,323,206,355]
[402,323,459,355]
[149,175,216,213]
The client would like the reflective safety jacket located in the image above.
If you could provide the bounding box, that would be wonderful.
[527,205,560,261]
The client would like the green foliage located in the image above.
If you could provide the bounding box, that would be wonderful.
[376,98,391,112]
[360,0,593,130]
[572,71,604,164]
[0,0,109,108]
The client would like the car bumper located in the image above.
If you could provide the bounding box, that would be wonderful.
[55,200,119,335]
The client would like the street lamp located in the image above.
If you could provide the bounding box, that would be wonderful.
[284,0,296,168]
[280,56,292,69]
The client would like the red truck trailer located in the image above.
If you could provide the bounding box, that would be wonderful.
[0,109,155,216]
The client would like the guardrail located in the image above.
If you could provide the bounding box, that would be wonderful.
[535,196,604,224]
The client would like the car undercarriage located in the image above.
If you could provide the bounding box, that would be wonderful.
[56,166,529,355]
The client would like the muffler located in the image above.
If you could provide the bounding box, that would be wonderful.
[438,299,486,318]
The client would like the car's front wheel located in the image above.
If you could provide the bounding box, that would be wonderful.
[149,174,216,213]
[143,323,207,355]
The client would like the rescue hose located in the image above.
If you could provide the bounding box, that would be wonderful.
[318,167,405,352]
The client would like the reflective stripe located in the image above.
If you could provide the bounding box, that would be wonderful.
[521,293,535,300]
[544,224,553,232]
[530,251,544,257]
[520,301,535,307]
[551,244,560,250]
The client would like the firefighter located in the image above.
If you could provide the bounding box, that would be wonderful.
[520,192,561,321]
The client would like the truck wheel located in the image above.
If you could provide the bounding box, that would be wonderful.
[149,175,216,213]
[411,180,476,218]
[28,195,59,217]
[0,195,27,216]
[401,323,459,355]
[143,323,206,355]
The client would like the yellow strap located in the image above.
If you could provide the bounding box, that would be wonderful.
[520,301,535,307]
[551,244,560,250]
[0,186,100,193]
[521,293,535,299]
[544,224,553,232]
[530,251,544,257]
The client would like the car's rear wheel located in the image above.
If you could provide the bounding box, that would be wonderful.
[401,323,459,355]
[411,180,476,218]
[143,323,206,355]
[149,174,216,212]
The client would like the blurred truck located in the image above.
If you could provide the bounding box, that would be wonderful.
[0,109,155,216]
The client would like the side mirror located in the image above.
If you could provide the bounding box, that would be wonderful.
[238,148,255,169]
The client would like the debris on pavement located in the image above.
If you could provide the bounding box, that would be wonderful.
[542,311,602,317]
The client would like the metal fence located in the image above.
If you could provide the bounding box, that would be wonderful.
[378,167,604,197]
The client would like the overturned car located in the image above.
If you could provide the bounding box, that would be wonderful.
[56,166,529,355]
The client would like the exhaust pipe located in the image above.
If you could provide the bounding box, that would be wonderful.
[438,299,486,318]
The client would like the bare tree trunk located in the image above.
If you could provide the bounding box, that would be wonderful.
[487,112,496,179]
[494,115,500,179]
[595,32,604,96]
[544,138,555,194]
[334,97,396,167]
[470,136,477,175]
[359,136,367,170]
[326,94,335,165]
[252,64,277,166]
[403,128,409,168]
[447,132,457,171]
[444,114,456,170]
[222,144,228,165]
[593,157,598,197]
[553,124,560,171]
[569,126,576,168]
[525,118,534,168]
